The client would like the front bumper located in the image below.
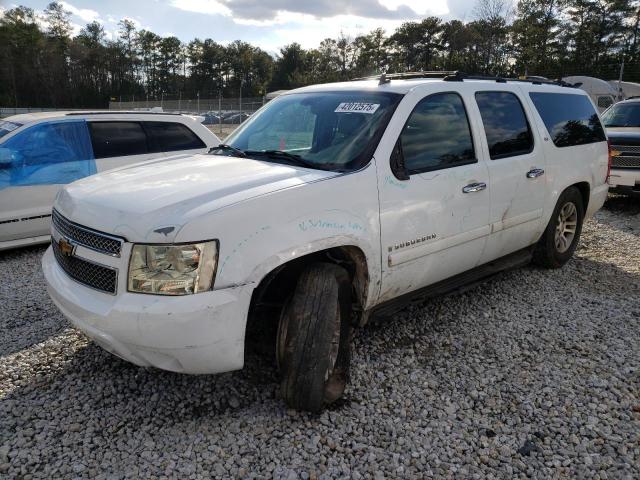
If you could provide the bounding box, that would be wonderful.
[42,246,254,374]
[608,168,640,188]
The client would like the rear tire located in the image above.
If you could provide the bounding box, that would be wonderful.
[277,263,351,412]
[533,186,584,269]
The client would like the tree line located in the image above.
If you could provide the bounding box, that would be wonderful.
[0,0,638,108]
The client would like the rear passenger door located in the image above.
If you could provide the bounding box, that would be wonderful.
[472,87,547,264]
[88,121,158,172]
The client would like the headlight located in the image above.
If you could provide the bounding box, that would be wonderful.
[127,241,218,295]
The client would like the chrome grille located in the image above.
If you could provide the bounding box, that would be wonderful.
[611,156,640,168]
[611,144,640,154]
[52,209,123,256]
[52,239,117,294]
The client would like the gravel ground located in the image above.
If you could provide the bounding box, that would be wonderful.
[1,196,639,479]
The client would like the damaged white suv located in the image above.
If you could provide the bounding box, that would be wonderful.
[43,73,610,411]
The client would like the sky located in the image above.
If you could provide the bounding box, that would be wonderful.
[4,0,477,52]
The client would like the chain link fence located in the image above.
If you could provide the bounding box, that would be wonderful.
[107,96,269,139]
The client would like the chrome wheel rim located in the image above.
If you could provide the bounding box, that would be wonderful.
[554,202,577,253]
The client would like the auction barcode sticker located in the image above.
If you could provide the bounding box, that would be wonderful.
[334,102,380,114]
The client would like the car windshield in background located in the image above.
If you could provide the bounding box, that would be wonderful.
[0,120,23,140]
[601,103,640,128]
[218,91,403,171]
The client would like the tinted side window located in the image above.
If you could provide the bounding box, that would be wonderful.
[475,91,534,159]
[400,92,475,174]
[144,122,206,152]
[529,93,606,147]
[89,122,149,159]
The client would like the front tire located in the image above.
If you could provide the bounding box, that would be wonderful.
[533,186,585,268]
[277,263,352,412]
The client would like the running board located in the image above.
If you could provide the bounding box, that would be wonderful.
[371,246,534,320]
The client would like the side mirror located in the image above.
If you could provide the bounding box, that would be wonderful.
[390,139,409,180]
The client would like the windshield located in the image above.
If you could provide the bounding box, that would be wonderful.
[601,103,640,128]
[0,120,23,140]
[219,91,403,171]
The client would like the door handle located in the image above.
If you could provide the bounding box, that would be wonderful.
[462,182,487,193]
[526,168,545,178]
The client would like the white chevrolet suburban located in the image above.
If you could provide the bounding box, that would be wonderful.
[43,73,611,411]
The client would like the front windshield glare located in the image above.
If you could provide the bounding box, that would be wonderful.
[601,103,640,127]
[221,91,402,170]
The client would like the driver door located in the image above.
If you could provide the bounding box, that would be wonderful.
[376,86,491,302]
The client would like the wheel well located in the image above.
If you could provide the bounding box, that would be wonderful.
[572,182,590,212]
[245,246,369,356]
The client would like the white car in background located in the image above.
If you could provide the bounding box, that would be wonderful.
[0,111,220,250]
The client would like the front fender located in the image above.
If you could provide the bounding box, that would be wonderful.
[175,164,383,309]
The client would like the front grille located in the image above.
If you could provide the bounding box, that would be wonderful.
[612,156,640,168]
[612,144,640,154]
[52,209,123,256]
[52,239,117,294]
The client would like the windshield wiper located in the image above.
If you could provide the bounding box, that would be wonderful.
[244,149,324,170]
[209,144,247,157]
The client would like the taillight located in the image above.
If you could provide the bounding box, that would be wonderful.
[606,139,613,184]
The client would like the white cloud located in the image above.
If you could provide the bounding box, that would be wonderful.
[59,1,100,23]
[379,0,449,16]
[170,0,232,17]
[266,14,407,51]
[169,0,433,22]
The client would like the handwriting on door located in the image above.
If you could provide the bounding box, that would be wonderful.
[298,219,365,232]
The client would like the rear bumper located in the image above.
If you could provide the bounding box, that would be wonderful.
[42,246,255,374]
[586,183,610,218]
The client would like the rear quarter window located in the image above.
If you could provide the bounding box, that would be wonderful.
[144,122,206,152]
[529,92,606,148]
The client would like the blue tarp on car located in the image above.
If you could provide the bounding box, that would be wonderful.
[0,120,96,190]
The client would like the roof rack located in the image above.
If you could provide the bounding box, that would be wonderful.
[352,70,576,88]
[442,72,575,87]
[353,71,459,83]
[65,111,185,116]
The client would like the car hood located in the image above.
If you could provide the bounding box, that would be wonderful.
[56,153,339,242]
[606,128,640,145]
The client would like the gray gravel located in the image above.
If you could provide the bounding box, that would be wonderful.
[1,195,639,479]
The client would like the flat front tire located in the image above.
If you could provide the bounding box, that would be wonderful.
[533,186,585,268]
[277,263,351,412]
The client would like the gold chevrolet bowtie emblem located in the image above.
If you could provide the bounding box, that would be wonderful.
[610,149,621,157]
[58,238,74,257]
